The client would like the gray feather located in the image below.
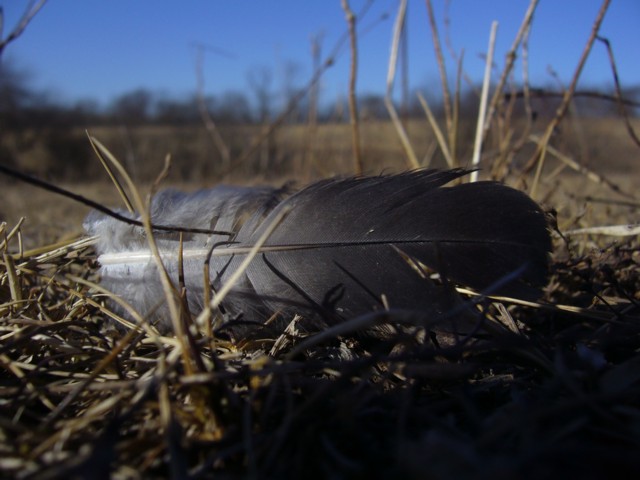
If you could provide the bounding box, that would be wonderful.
[84,170,551,330]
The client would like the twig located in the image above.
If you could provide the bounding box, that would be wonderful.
[482,0,539,143]
[385,0,419,169]
[86,131,135,213]
[502,20,535,179]
[0,160,231,236]
[528,134,634,199]
[442,1,477,94]
[226,4,382,176]
[417,92,453,168]
[0,217,25,254]
[0,162,119,219]
[571,195,640,208]
[305,33,323,171]
[341,0,363,174]
[425,0,453,140]
[450,49,464,165]
[564,224,640,237]
[84,139,199,373]
[470,21,498,182]
[596,36,640,149]
[524,0,612,197]
[521,24,533,123]
[194,206,291,330]
[0,0,47,56]
[506,89,640,109]
[193,43,232,168]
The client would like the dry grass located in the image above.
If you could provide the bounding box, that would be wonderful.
[2,1,640,477]
[1,206,639,478]
[2,102,640,480]
[1,126,640,477]
[2,79,640,480]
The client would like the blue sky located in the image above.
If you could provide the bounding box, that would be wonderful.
[2,0,639,108]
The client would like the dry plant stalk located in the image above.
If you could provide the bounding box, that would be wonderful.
[596,35,640,149]
[470,21,498,183]
[417,92,454,167]
[225,7,363,175]
[0,0,48,56]
[525,0,612,197]
[529,134,633,198]
[2,170,640,477]
[3,4,640,478]
[193,43,232,169]
[194,205,292,329]
[87,137,198,373]
[87,132,135,213]
[564,223,640,237]
[385,0,419,169]
[481,0,539,144]
[305,34,323,171]
[425,0,453,142]
[341,0,363,174]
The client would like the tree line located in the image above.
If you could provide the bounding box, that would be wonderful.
[2,58,637,134]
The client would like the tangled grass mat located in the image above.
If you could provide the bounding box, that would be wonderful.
[1,226,639,479]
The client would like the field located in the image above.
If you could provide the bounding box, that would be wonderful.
[1,115,639,478]
[3,116,639,248]
[2,1,640,478]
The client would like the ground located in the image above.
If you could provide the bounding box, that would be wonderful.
[1,119,639,478]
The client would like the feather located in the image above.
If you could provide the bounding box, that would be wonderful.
[84,169,551,331]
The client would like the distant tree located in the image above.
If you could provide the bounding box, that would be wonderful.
[67,98,102,125]
[0,0,48,58]
[215,90,253,124]
[155,97,198,124]
[358,94,387,120]
[320,95,347,123]
[247,66,276,169]
[247,66,273,123]
[110,88,154,124]
[280,60,305,122]
[0,59,35,129]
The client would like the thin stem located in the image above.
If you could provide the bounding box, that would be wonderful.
[425,0,453,137]
[385,0,419,169]
[470,21,498,182]
[341,0,363,174]
[525,0,612,197]
[0,0,47,56]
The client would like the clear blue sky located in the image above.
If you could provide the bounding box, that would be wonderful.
[2,0,639,108]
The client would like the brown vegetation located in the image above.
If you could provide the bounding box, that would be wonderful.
[1,0,640,478]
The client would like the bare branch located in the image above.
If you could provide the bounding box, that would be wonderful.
[524,0,612,197]
[385,0,419,169]
[192,43,231,169]
[596,35,640,149]
[341,0,363,174]
[0,0,48,57]
[482,0,540,143]
[506,88,640,108]
[470,21,498,182]
[424,0,453,137]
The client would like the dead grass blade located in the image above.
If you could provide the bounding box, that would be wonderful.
[385,0,419,169]
[341,0,363,174]
[528,134,635,199]
[470,21,498,182]
[523,0,612,197]
[596,35,640,149]
[417,92,454,168]
[425,0,453,137]
[564,224,640,237]
[86,131,135,214]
